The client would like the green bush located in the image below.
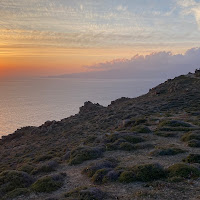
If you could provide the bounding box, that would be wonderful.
[122,135,145,144]
[167,163,200,178]
[150,148,186,156]
[18,164,34,174]
[91,169,110,184]
[188,139,200,147]
[181,132,200,142]
[3,188,30,199]
[119,171,136,183]
[159,120,192,127]
[64,187,105,200]
[0,170,33,195]
[159,127,192,132]
[31,175,64,193]
[154,131,176,137]
[133,164,166,182]
[131,125,151,133]
[82,158,118,178]
[119,142,136,151]
[134,118,147,126]
[183,154,200,164]
[68,146,104,165]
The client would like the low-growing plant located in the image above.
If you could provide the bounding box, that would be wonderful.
[119,142,136,151]
[167,163,200,179]
[159,120,192,128]
[133,163,166,182]
[150,147,186,156]
[31,174,64,193]
[183,154,200,164]
[131,125,151,133]
[181,132,200,142]
[64,187,105,200]
[0,170,34,195]
[188,139,200,147]
[68,146,104,165]
[91,168,111,184]
[3,188,30,199]
[119,171,136,183]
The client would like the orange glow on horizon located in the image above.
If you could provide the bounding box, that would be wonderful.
[0,44,193,78]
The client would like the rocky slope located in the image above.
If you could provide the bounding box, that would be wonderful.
[0,71,200,200]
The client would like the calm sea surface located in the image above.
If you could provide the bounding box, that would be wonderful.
[0,78,164,137]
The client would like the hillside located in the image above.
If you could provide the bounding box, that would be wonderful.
[0,71,200,200]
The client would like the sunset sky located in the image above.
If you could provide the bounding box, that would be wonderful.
[1,0,200,77]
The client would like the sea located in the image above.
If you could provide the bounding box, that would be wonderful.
[0,78,165,137]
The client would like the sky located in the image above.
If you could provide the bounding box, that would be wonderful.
[1,0,200,78]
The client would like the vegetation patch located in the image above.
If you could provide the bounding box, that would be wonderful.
[183,154,200,164]
[92,168,111,184]
[82,158,118,178]
[133,163,167,182]
[64,187,106,200]
[105,133,144,151]
[150,147,186,156]
[118,171,136,183]
[154,131,177,137]
[119,142,136,151]
[18,164,35,174]
[68,146,104,165]
[188,139,200,147]
[181,132,200,142]
[159,120,192,127]
[3,188,30,199]
[31,160,58,175]
[0,170,34,197]
[31,174,64,193]
[131,125,151,133]
[167,163,200,179]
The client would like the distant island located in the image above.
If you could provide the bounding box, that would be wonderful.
[1,70,200,200]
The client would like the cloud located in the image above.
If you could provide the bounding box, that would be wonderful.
[177,0,200,29]
[116,5,127,12]
[82,47,200,79]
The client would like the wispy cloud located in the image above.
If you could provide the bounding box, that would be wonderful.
[116,5,127,12]
[177,0,200,29]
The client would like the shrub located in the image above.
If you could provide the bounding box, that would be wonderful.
[102,170,120,183]
[68,146,104,165]
[31,174,64,193]
[3,188,30,199]
[131,125,151,133]
[35,154,53,162]
[167,163,200,178]
[133,163,166,182]
[183,154,200,164]
[134,118,147,126]
[181,132,200,142]
[150,148,186,156]
[154,131,176,137]
[31,160,58,175]
[159,120,192,127]
[122,135,145,144]
[159,127,192,132]
[168,176,185,183]
[91,168,111,184]
[120,142,136,151]
[64,187,105,200]
[0,170,34,195]
[119,171,136,183]
[18,164,34,174]
[82,158,118,178]
[188,139,200,147]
